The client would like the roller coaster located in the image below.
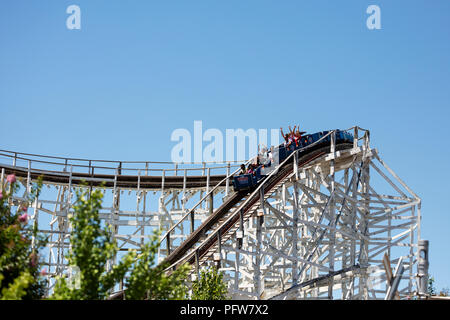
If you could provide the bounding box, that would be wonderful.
[0,126,423,299]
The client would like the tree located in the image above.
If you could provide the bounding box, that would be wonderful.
[51,186,190,300]
[0,272,34,300]
[0,174,47,299]
[51,187,133,299]
[124,230,190,300]
[191,267,229,300]
[428,276,436,296]
[427,275,450,297]
[439,287,449,297]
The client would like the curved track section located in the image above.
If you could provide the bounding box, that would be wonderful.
[0,165,228,190]
[0,149,239,190]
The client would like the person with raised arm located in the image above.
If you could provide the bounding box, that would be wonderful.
[280,127,289,146]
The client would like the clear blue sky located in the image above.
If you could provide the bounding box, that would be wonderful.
[1,1,449,291]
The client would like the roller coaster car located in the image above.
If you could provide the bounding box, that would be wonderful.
[232,130,354,192]
[232,166,262,191]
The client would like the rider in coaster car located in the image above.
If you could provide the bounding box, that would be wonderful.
[294,125,306,148]
[247,164,254,175]
[280,126,294,150]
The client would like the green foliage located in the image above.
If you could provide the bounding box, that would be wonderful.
[428,276,436,296]
[191,267,229,300]
[51,187,134,300]
[0,271,34,300]
[51,185,190,300]
[0,175,47,299]
[124,230,190,300]
[427,275,449,297]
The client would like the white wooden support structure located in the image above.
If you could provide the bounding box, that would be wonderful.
[0,126,422,299]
